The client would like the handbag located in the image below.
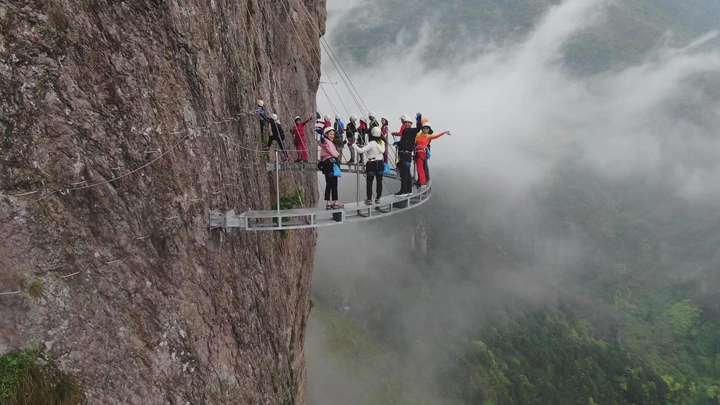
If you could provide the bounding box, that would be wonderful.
[318,158,333,173]
[332,162,342,177]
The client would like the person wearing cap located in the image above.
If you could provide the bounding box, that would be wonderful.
[345,115,359,163]
[415,121,450,187]
[292,115,312,162]
[417,115,432,183]
[255,99,270,143]
[320,127,343,209]
[353,127,387,205]
[267,113,289,160]
[395,115,420,195]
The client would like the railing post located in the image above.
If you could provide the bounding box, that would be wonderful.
[412,151,416,191]
[356,161,360,206]
[275,151,281,217]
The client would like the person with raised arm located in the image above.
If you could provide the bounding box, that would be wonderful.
[395,114,421,196]
[415,121,451,188]
[292,115,311,162]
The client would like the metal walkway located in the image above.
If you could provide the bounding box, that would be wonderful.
[209,158,431,231]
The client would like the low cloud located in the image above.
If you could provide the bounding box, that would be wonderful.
[320,0,720,203]
[310,0,720,403]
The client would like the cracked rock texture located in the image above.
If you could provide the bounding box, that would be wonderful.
[0,0,325,403]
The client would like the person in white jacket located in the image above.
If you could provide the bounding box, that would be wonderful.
[353,127,387,204]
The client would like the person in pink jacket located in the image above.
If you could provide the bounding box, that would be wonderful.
[320,127,343,209]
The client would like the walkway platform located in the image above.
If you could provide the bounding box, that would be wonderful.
[209,185,431,231]
[209,156,430,231]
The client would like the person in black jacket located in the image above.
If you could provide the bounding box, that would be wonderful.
[395,113,421,195]
[255,99,269,143]
[346,116,359,163]
[267,113,289,160]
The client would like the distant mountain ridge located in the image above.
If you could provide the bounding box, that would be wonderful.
[331,0,720,73]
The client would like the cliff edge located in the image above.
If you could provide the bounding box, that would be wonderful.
[0,1,325,403]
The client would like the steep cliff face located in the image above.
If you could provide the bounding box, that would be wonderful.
[0,1,325,403]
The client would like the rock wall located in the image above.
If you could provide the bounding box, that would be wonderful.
[0,0,325,403]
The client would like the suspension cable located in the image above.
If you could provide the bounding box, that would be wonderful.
[278,0,364,117]
[320,37,369,113]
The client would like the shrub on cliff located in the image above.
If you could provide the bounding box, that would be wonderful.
[0,349,83,405]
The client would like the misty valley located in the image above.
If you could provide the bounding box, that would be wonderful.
[308,1,720,404]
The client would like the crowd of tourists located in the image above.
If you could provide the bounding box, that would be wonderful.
[255,100,451,210]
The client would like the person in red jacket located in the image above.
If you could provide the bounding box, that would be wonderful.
[392,115,411,140]
[292,116,311,162]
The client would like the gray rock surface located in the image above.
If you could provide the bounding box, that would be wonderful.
[0,1,325,403]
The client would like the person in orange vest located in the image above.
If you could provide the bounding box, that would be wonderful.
[416,115,432,182]
[415,122,450,187]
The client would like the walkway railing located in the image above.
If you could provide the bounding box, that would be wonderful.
[209,151,430,231]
